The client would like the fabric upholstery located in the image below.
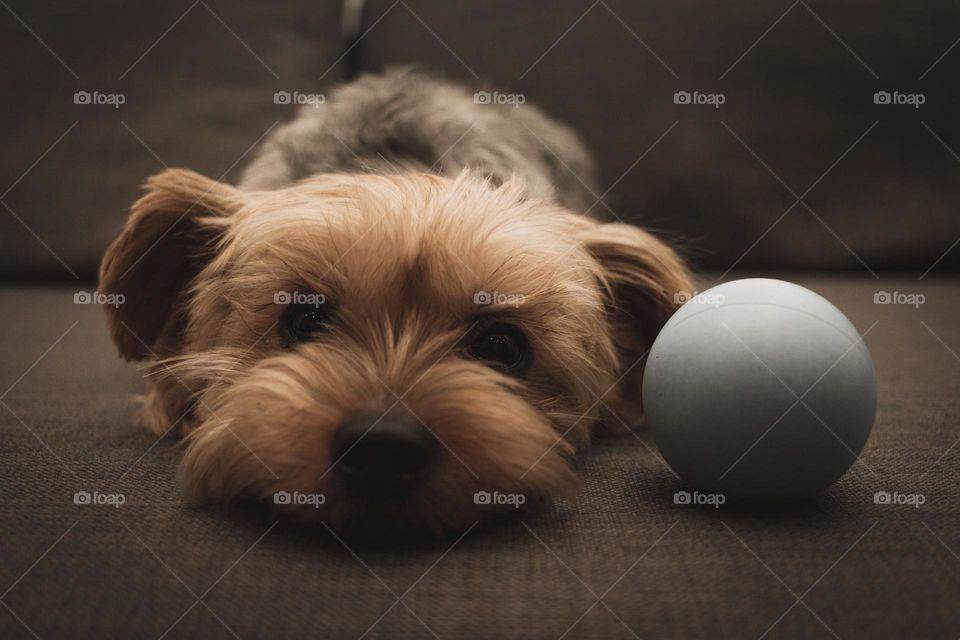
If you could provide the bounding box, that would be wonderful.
[0,0,345,279]
[1,275,957,638]
[4,2,960,277]
[357,0,960,271]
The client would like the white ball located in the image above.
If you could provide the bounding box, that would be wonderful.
[643,279,876,504]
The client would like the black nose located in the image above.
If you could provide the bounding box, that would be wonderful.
[332,412,436,494]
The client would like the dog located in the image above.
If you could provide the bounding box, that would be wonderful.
[99,68,690,534]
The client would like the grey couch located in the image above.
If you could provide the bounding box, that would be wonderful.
[2,2,958,638]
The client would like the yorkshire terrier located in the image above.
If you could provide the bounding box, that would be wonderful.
[100,68,690,534]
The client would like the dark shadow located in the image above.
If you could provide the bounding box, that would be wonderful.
[632,468,875,532]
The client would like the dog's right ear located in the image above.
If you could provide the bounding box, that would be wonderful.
[99,169,244,361]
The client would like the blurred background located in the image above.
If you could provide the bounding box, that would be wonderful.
[1,0,958,281]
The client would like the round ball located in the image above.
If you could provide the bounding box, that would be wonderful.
[643,279,876,504]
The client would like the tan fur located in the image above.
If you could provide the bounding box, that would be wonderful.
[100,168,691,534]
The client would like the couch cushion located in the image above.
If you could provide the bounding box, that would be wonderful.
[0,0,346,279]
[356,0,960,271]
[1,275,958,638]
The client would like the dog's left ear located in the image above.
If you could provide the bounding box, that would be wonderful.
[576,221,692,429]
[99,169,244,361]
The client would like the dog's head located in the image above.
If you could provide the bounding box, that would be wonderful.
[99,169,689,533]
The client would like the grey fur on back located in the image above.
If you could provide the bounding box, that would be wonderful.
[239,68,598,211]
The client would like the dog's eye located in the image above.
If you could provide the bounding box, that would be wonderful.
[468,323,529,373]
[281,303,330,345]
